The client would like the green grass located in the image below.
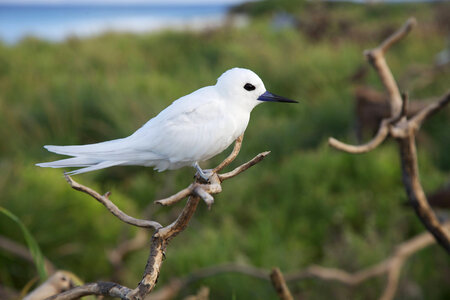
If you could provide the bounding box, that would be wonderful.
[0,207,47,281]
[0,2,449,299]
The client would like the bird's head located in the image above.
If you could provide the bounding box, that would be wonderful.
[49,271,76,292]
[216,68,297,110]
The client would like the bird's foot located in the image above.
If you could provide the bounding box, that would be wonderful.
[194,162,214,183]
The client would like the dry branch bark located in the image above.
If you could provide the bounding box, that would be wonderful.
[270,268,293,300]
[47,282,132,300]
[49,136,269,300]
[143,223,448,300]
[285,223,450,300]
[65,176,162,230]
[213,134,243,173]
[328,17,450,253]
[396,126,450,252]
[364,17,417,118]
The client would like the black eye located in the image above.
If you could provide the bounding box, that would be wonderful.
[244,83,255,91]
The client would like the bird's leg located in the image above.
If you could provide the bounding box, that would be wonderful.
[194,162,213,183]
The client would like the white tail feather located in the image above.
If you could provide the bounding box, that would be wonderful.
[63,161,126,175]
[36,155,125,175]
[36,157,100,168]
[44,139,126,157]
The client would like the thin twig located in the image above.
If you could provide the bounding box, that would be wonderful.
[141,224,448,300]
[286,223,449,300]
[364,18,416,118]
[53,136,269,300]
[397,133,450,252]
[218,151,270,181]
[409,91,450,130]
[400,92,409,118]
[270,268,293,300]
[154,185,195,206]
[65,175,162,230]
[156,151,268,207]
[378,18,417,54]
[328,121,390,154]
[328,18,450,254]
[213,134,244,173]
[46,282,132,300]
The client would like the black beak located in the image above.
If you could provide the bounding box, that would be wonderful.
[257,91,298,103]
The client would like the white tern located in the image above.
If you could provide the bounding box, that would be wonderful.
[37,68,297,179]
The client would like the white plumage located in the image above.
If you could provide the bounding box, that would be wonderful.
[37,68,296,176]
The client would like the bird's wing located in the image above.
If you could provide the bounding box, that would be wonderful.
[127,86,235,163]
[42,86,235,165]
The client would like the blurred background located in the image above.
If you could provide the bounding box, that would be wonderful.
[0,0,449,299]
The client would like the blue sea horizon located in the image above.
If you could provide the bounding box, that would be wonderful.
[0,4,232,44]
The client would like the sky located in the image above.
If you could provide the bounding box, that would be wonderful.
[0,0,251,4]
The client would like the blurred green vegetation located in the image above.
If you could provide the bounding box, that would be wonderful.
[0,2,449,299]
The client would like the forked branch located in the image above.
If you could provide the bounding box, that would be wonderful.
[213,134,244,173]
[364,17,417,117]
[284,222,450,300]
[50,136,269,300]
[65,175,162,230]
[142,222,449,300]
[409,92,450,130]
[328,17,450,253]
[328,119,390,154]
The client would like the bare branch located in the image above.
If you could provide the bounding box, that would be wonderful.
[285,263,389,286]
[156,196,201,240]
[46,282,132,300]
[328,121,389,154]
[329,92,411,153]
[126,235,167,299]
[125,196,203,299]
[270,268,293,300]
[409,91,450,130]
[218,151,270,181]
[378,18,417,54]
[328,92,413,154]
[140,224,447,300]
[329,18,450,253]
[379,257,405,300]
[397,134,450,252]
[156,151,268,207]
[144,279,184,300]
[55,134,270,300]
[213,134,243,173]
[194,186,214,209]
[155,184,195,206]
[100,141,267,294]
[400,92,409,118]
[364,18,416,117]
[65,175,162,230]
[284,223,449,300]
